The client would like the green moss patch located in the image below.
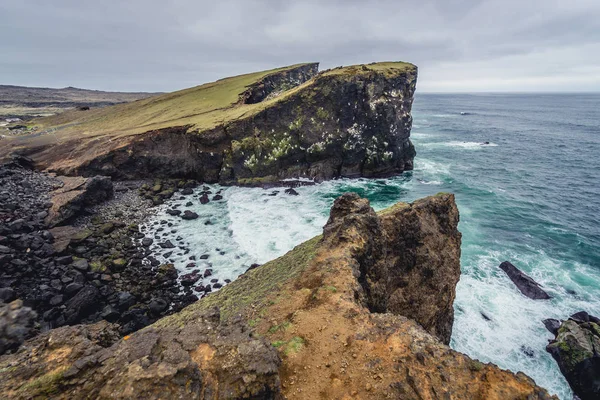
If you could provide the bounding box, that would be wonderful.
[154,235,321,327]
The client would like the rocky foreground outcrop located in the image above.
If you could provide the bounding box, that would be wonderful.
[0,193,555,399]
[0,62,417,185]
[546,311,600,400]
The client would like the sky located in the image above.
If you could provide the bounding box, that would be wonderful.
[2,0,600,93]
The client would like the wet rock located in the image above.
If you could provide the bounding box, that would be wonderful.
[181,187,194,195]
[99,305,119,322]
[246,263,261,273]
[543,318,562,335]
[547,312,600,400]
[203,269,213,278]
[499,261,551,300]
[199,194,210,204]
[284,188,299,196]
[158,240,175,249]
[117,292,136,311]
[49,294,64,306]
[166,209,181,216]
[180,273,200,286]
[65,283,84,294]
[181,210,199,220]
[212,194,223,201]
[141,237,153,247]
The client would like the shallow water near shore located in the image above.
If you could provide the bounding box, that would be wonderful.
[143,93,600,399]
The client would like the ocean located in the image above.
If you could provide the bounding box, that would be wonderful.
[142,93,600,399]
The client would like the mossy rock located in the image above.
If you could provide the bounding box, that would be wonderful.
[112,258,128,271]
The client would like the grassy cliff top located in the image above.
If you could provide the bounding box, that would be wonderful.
[26,61,415,140]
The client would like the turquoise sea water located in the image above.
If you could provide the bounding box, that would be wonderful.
[144,93,600,399]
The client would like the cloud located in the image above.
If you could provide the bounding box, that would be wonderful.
[1,0,599,92]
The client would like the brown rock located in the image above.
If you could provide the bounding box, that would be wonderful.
[45,175,113,227]
[0,309,280,399]
[322,192,461,344]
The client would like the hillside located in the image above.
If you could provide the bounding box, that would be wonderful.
[0,85,160,123]
[0,62,418,185]
[0,85,159,107]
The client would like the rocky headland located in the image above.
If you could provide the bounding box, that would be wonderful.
[0,62,417,185]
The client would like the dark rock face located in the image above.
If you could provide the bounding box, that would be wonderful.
[499,261,551,300]
[322,192,461,344]
[72,64,418,186]
[0,300,37,355]
[0,309,282,399]
[222,66,418,185]
[241,63,318,104]
[546,312,600,400]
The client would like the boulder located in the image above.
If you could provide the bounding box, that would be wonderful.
[499,261,551,300]
[547,312,600,400]
[158,240,175,249]
[46,175,113,227]
[64,286,100,324]
[181,210,199,220]
[0,300,37,355]
[543,318,562,335]
[0,288,16,303]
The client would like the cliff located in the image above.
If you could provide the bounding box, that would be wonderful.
[0,193,555,399]
[0,62,417,185]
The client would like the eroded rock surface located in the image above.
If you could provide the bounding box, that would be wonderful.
[0,309,281,399]
[323,192,461,344]
[547,311,600,400]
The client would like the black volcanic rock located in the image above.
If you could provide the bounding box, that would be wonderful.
[499,261,551,300]
[543,318,561,335]
[181,210,199,220]
[547,312,600,400]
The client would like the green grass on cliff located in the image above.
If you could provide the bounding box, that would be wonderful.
[30,63,315,140]
[154,235,322,327]
[27,61,415,141]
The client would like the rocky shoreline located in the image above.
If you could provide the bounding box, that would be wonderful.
[0,160,205,350]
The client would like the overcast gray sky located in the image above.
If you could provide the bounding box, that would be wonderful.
[2,0,600,92]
